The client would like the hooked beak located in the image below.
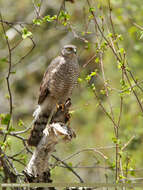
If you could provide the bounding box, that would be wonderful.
[73,48,77,54]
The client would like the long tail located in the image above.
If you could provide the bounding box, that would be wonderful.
[28,99,72,146]
[27,105,51,146]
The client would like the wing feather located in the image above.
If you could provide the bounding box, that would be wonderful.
[38,56,61,104]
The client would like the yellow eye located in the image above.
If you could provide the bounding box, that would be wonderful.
[66,47,72,51]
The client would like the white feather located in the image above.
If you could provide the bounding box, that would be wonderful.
[52,123,68,135]
[33,105,41,120]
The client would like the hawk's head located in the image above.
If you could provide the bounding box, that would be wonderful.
[61,45,77,58]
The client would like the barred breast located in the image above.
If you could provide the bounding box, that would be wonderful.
[49,56,79,103]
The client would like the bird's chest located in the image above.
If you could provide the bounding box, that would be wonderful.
[50,62,78,97]
[54,63,77,85]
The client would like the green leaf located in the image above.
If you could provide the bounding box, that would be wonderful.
[89,7,96,12]
[58,11,70,25]
[18,119,24,127]
[119,175,126,179]
[107,33,113,38]
[88,15,94,20]
[120,79,130,96]
[78,77,83,83]
[117,34,123,41]
[95,57,99,63]
[68,162,73,167]
[118,150,123,156]
[99,15,104,20]
[117,61,124,69]
[86,31,92,34]
[91,83,95,91]
[22,27,32,39]
[37,3,41,7]
[1,113,11,125]
[0,141,7,150]
[101,41,108,51]
[8,125,15,132]
[139,31,143,39]
[0,57,8,63]
[129,167,135,176]
[81,31,85,36]
[120,79,125,86]
[86,71,97,82]
[67,162,73,172]
[90,71,96,77]
[5,94,10,99]
[43,15,57,22]
[85,75,91,81]
[10,71,16,74]
[118,48,125,54]
[100,89,106,95]
[33,18,43,25]
[112,137,117,143]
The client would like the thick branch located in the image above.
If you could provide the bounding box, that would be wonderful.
[24,99,78,188]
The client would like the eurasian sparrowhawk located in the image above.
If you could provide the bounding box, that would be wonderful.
[28,45,79,146]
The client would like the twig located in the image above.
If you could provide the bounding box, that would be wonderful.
[32,0,43,18]
[58,165,113,170]
[0,19,33,25]
[124,69,143,113]
[83,54,97,68]
[1,20,36,71]
[0,147,22,184]
[86,0,121,62]
[8,156,26,166]
[133,22,143,30]
[127,69,143,92]
[99,53,115,124]
[107,0,122,61]
[93,89,118,132]
[9,148,26,158]
[62,147,109,162]
[121,135,135,151]
[0,13,13,142]
[12,36,36,68]
[52,154,84,183]
[8,132,26,141]
[10,120,34,135]
[23,140,33,155]
[10,39,23,51]
[116,69,124,184]
[70,25,88,43]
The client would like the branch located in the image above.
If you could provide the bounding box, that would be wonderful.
[24,99,79,187]
[0,13,13,142]
[51,155,84,183]
[62,148,108,163]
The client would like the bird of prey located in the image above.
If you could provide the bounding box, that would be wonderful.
[28,45,79,146]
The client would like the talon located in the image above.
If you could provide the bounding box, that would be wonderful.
[61,104,65,111]
[64,113,70,123]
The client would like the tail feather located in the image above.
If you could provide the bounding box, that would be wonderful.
[28,106,51,146]
[28,99,72,146]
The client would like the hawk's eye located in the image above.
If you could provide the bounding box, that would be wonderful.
[66,47,73,51]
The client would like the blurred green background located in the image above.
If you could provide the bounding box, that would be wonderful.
[0,0,143,185]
